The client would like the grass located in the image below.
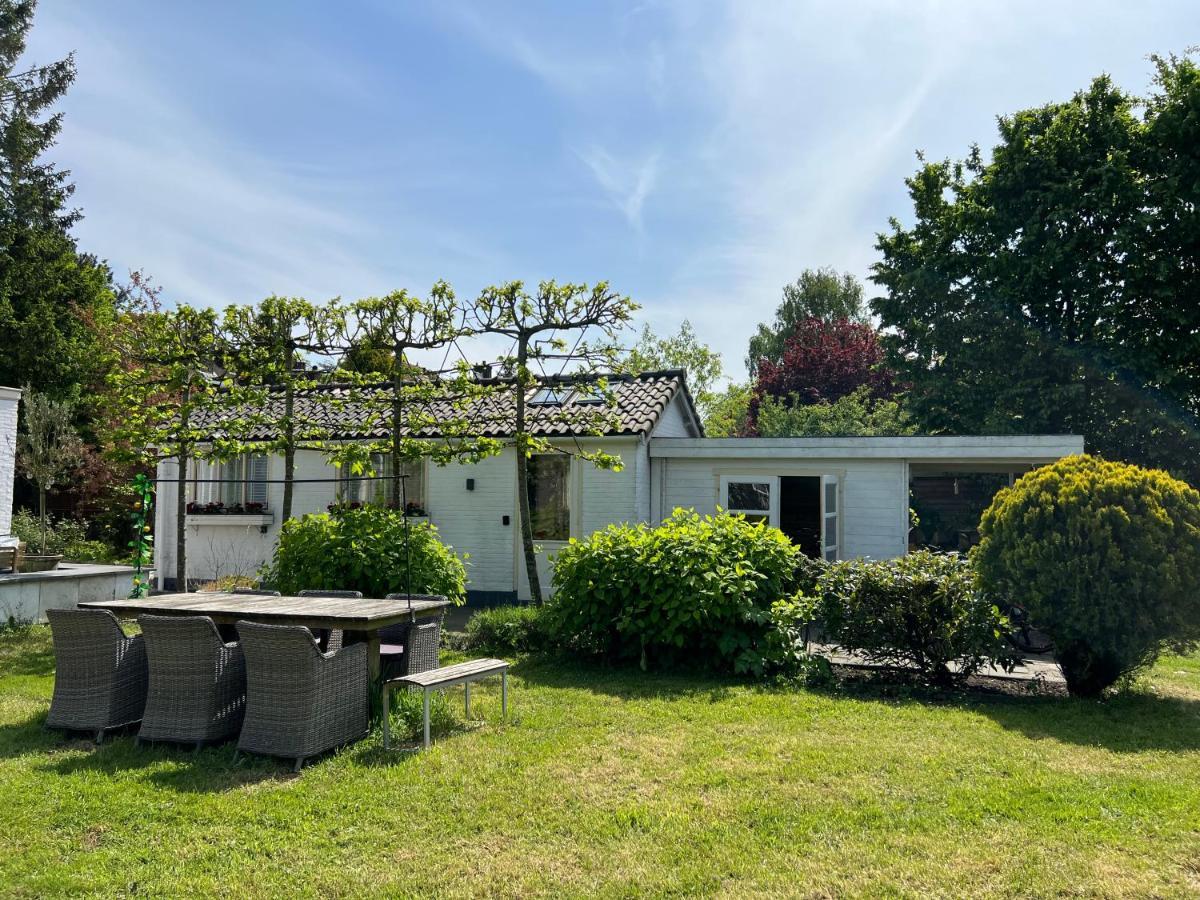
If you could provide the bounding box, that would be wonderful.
[2,627,1199,898]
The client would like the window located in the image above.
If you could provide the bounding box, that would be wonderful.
[527,454,570,540]
[338,453,425,510]
[721,475,778,526]
[569,384,609,405]
[190,453,268,510]
[528,386,567,406]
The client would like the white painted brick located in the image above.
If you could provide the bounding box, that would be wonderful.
[0,387,21,538]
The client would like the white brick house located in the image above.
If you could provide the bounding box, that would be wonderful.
[156,372,1082,600]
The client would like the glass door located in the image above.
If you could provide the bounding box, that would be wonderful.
[821,475,839,561]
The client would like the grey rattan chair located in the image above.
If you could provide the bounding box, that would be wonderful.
[46,608,148,742]
[232,588,281,597]
[136,615,246,748]
[236,620,368,771]
[297,589,362,651]
[381,593,445,679]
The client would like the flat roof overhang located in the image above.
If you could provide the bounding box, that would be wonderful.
[648,435,1084,464]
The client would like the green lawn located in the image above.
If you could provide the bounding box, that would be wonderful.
[2,626,1199,898]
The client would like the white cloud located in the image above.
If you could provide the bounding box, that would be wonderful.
[575,145,661,232]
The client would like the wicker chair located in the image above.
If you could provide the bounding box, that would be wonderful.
[236,621,368,771]
[45,608,148,742]
[381,593,444,679]
[297,589,362,651]
[136,615,246,748]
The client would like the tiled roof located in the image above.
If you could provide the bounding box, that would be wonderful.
[190,370,698,442]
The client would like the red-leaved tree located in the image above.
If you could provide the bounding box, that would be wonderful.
[744,317,896,434]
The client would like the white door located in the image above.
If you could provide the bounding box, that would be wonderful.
[821,475,839,561]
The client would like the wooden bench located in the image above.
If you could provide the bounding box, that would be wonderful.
[382,658,508,750]
[0,547,15,574]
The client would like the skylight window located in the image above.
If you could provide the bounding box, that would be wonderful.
[529,386,568,406]
[569,384,609,405]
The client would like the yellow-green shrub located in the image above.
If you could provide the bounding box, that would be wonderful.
[548,508,804,674]
[261,506,467,602]
[974,454,1200,696]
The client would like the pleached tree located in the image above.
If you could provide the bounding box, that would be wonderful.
[472,280,637,603]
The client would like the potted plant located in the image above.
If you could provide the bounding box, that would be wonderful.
[16,387,83,572]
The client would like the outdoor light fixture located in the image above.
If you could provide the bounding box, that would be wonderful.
[502,515,510,526]
[466,478,475,491]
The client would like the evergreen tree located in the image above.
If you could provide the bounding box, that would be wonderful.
[0,0,113,399]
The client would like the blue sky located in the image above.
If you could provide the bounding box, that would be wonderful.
[27,0,1200,380]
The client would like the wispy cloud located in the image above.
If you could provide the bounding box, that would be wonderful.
[28,6,508,308]
[576,146,661,232]
[429,2,619,97]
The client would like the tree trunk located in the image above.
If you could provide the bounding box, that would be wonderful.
[282,384,295,522]
[516,449,542,604]
[513,340,544,604]
[38,486,47,555]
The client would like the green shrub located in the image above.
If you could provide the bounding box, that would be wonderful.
[808,550,1019,686]
[10,509,115,562]
[261,506,467,602]
[974,454,1200,697]
[548,508,804,674]
[465,605,553,656]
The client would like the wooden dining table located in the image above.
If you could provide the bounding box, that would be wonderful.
[78,591,451,689]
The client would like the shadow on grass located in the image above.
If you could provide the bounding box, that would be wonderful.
[799,668,1200,754]
[510,653,737,703]
[975,690,1200,753]
[36,731,294,792]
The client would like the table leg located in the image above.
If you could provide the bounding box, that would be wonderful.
[465,683,471,719]
[346,630,384,722]
[502,670,508,720]
[367,633,382,722]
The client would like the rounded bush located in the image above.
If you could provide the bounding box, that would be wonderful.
[808,550,1018,685]
[261,506,467,602]
[548,508,803,674]
[974,454,1200,696]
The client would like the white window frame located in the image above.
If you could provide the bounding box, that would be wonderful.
[720,474,779,526]
[526,453,572,542]
[338,453,425,508]
[190,453,269,509]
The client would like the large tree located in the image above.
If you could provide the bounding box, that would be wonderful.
[0,0,113,399]
[626,319,723,420]
[745,317,896,435]
[747,267,867,375]
[873,57,1200,483]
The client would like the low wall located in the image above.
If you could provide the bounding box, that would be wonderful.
[0,564,138,624]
